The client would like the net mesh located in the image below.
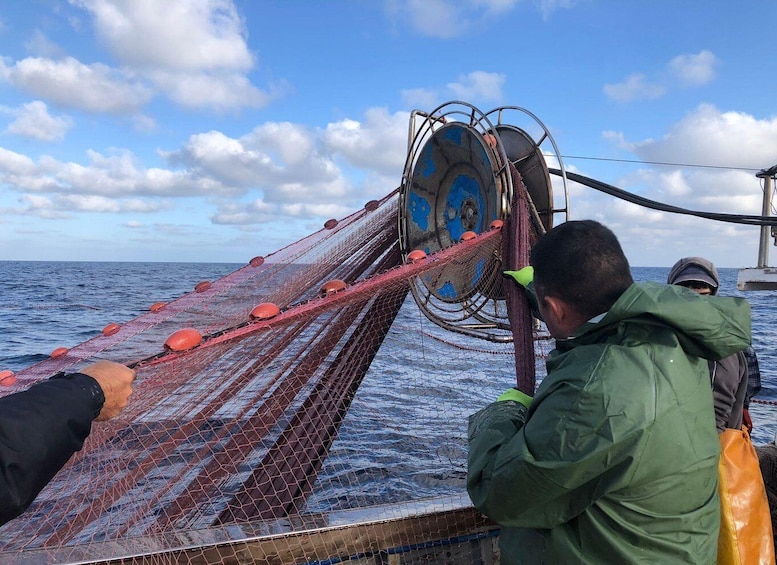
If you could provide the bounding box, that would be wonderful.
[0,188,550,564]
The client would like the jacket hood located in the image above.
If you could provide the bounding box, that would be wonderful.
[666,256,719,294]
[571,282,750,361]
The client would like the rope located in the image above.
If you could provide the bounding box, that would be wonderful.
[420,331,515,355]
[421,330,550,358]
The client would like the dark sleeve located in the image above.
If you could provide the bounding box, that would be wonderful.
[0,373,104,526]
[743,346,762,408]
[709,352,748,432]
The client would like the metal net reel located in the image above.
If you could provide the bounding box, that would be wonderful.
[398,101,568,342]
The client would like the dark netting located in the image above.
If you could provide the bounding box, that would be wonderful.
[0,120,552,564]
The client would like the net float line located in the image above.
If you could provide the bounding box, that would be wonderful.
[3,191,399,387]
[132,228,502,371]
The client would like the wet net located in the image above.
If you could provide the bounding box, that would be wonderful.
[0,107,555,564]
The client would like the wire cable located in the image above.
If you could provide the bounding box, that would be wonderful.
[549,169,777,226]
[560,155,760,173]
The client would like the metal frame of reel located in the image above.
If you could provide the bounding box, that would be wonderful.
[484,105,570,233]
[398,101,569,342]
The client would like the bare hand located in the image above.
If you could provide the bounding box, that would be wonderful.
[79,361,136,421]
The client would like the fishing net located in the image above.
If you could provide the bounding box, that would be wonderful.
[0,103,559,564]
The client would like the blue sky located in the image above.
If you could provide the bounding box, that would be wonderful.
[1,0,776,267]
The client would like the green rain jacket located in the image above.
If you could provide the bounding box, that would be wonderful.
[467,282,752,564]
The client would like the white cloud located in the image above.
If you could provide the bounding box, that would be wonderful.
[402,71,505,109]
[0,145,227,198]
[471,0,521,12]
[211,196,351,226]
[1,56,152,114]
[610,198,665,223]
[2,188,167,219]
[603,73,666,102]
[131,113,157,132]
[399,0,462,39]
[70,0,253,72]
[4,101,73,141]
[631,104,777,169]
[603,50,718,104]
[668,50,717,87]
[279,200,350,218]
[388,0,574,37]
[601,130,634,151]
[587,105,777,266]
[24,30,66,58]
[57,193,165,212]
[243,122,316,166]
[164,128,344,197]
[211,198,275,225]
[67,0,279,110]
[0,147,38,176]
[165,112,408,216]
[656,169,692,197]
[447,71,505,102]
[15,194,69,219]
[147,69,276,111]
[0,105,408,227]
[322,108,409,176]
[0,1,279,116]
[400,87,441,110]
[536,0,579,19]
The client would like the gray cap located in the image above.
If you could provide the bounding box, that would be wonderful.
[667,256,719,294]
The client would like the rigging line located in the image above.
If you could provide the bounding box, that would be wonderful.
[560,155,760,173]
[549,168,777,227]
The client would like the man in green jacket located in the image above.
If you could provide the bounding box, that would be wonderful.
[467,220,751,564]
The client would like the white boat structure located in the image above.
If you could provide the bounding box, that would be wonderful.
[738,165,777,290]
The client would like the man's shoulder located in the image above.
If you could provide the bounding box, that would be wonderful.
[547,338,657,392]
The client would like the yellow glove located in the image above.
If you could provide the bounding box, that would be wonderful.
[503,266,534,289]
[496,387,533,408]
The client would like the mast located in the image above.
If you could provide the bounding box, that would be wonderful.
[736,164,777,290]
[756,164,777,267]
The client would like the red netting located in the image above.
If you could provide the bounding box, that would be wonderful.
[0,188,550,564]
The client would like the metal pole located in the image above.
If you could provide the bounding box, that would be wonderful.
[757,169,775,267]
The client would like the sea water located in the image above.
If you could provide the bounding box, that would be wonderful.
[0,261,775,508]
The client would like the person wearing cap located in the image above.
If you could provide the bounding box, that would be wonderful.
[667,257,757,432]
[468,220,751,564]
[668,257,775,562]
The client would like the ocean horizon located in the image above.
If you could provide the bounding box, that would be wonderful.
[1,262,776,456]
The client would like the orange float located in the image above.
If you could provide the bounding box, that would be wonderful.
[319,279,347,297]
[250,302,280,320]
[407,250,427,263]
[490,220,504,230]
[0,370,16,387]
[102,323,121,336]
[249,256,265,267]
[51,347,69,359]
[324,218,338,229]
[195,281,212,293]
[483,133,498,149]
[460,231,477,241]
[164,328,203,352]
[149,302,166,312]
